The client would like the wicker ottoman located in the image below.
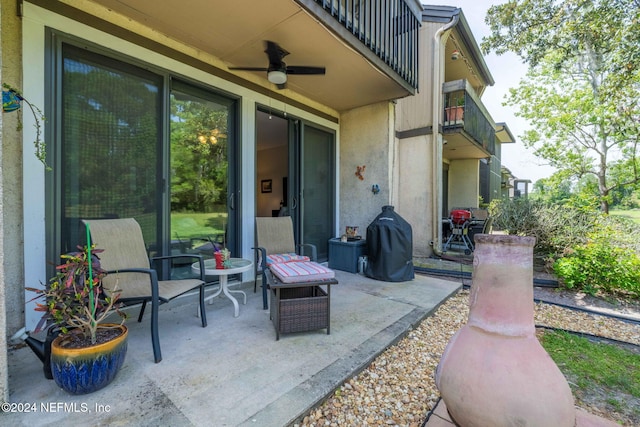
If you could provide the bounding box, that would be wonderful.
[265,268,338,340]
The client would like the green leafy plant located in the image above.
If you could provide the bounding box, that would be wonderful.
[27,245,126,345]
[2,82,48,169]
[553,239,640,298]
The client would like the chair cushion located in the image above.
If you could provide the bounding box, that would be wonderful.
[266,253,310,266]
[270,261,335,283]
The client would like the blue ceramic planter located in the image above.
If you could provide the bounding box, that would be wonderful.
[50,324,128,395]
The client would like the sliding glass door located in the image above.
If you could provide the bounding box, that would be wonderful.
[50,37,238,278]
[169,81,238,262]
[298,123,335,261]
[286,120,335,261]
[56,43,163,257]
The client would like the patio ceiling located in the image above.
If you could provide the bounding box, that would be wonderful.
[443,132,491,160]
[87,0,416,112]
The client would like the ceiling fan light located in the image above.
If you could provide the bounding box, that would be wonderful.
[267,70,287,85]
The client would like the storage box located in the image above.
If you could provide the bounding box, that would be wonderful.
[328,238,367,273]
[271,286,328,335]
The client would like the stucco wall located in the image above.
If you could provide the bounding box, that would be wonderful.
[448,159,479,210]
[396,24,438,132]
[0,0,5,402]
[1,0,24,402]
[393,23,447,258]
[341,102,434,257]
[339,102,394,238]
[397,135,433,257]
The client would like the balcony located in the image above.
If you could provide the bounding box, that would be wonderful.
[310,0,420,90]
[78,0,422,112]
[442,79,496,159]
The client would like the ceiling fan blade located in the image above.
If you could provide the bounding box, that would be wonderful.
[228,67,269,71]
[285,66,326,75]
[264,40,289,66]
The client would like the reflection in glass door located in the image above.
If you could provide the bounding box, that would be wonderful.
[56,43,162,260]
[50,40,239,284]
[170,81,237,265]
[298,124,335,261]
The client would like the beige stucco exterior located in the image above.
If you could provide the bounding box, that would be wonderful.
[396,134,435,257]
[448,159,480,210]
[1,0,25,401]
[395,8,515,259]
[339,102,396,235]
[395,21,450,257]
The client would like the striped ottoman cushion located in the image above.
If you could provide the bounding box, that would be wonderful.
[270,261,335,283]
[266,253,311,266]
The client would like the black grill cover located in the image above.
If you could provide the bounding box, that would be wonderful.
[364,206,414,282]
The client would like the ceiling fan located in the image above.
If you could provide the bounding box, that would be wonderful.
[229,40,326,89]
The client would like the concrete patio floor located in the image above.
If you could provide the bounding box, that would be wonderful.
[5,269,460,426]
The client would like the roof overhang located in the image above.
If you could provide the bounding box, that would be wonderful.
[42,0,420,113]
[496,122,516,144]
[422,6,494,89]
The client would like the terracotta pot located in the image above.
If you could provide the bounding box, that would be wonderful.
[50,324,128,395]
[435,234,575,427]
[445,106,464,121]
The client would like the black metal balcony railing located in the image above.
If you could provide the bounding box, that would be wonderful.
[443,82,496,155]
[313,0,420,89]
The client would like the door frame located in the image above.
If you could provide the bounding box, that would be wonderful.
[256,106,336,259]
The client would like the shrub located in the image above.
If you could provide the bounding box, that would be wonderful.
[553,235,640,298]
[488,198,600,265]
[489,197,640,298]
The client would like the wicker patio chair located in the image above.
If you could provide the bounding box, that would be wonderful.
[83,218,207,363]
[253,216,317,309]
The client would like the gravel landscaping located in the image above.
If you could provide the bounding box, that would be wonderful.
[296,286,640,427]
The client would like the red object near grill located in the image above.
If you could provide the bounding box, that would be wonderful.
[450,209,471,225]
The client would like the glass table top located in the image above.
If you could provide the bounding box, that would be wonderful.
[194,257,253,274]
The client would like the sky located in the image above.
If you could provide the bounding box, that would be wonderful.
[437,0,557,184]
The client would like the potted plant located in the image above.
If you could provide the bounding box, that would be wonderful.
[2,82,48,169]
[445,94,465,122]
[26,244,128,395]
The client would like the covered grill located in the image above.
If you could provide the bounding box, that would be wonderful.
[364,206,415,282]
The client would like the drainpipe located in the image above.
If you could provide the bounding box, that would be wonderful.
[431,11,459,257]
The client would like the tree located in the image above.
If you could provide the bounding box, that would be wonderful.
[531,171,574,204]
[482,0,640,213]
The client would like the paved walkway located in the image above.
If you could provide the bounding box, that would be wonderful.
[6,270,459,426]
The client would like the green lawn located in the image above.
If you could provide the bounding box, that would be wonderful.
[610,209,640,224]
[540,330,640,424]
[170,212,227,241]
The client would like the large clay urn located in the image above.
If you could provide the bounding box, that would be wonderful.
[435,234,575,427]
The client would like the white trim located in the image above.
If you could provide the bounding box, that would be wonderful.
[22,8,47,331]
